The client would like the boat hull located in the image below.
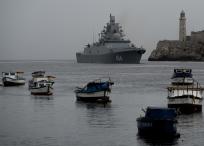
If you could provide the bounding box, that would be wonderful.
[76,90,110,102]
[168,103,202,113]
[30,86,53,95]
[76,50,144,64]
[2,77,25,87]
[168,95,202,113]
[137,118,179,138]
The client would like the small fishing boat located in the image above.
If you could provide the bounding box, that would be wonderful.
[171,68,194,85]
[137,107,180,138]
[74,79,114,102]
[167,69,204,113]
[29,71,55,95]
[2,72,25,86]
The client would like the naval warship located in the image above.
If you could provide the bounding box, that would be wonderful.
[76,14,145,63]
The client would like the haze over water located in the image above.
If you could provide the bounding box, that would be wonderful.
[0,60,204,146]
[1,0,204,60]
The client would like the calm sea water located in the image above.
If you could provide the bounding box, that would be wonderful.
[0,60,204,146]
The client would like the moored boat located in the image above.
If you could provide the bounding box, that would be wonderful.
[171,68,194,85]
[167,69,204,113]
[137,107,180,138]
[29,71,55,95]
[2,72,26,87]
[74,79,114,103]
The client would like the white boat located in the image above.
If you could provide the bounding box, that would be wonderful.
[167,69,204,113]
[171,69,194,85]
[75,79,114,102]
[29,71,55,95]
[2,72,25,86]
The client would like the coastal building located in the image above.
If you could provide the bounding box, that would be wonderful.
[148,11,204,61]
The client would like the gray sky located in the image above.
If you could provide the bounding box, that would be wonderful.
[0,0,204,60]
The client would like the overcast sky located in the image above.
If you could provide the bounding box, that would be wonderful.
[0,0,204,60]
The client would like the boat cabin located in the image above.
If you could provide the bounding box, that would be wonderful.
[2,72,24,79]
[172,69,192,79]
[2,72,16,77]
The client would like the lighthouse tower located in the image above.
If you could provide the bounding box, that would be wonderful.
[179,10,186,42]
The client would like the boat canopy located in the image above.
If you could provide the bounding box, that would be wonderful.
[16,71,24,74]
[145,107,177,119]
[32,71,45,77]
[77,81,112,93]
[46,76,56,79]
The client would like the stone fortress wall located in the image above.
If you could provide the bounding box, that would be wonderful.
[148,11,204,61]
[191,31,204,43]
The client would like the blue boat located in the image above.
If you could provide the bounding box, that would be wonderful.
[137,107,180,138]
[75,79,114,102]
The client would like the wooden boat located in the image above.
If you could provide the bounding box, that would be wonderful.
[137,107,180,138]
[29,71,55,95]
[75,79,114,102]
[167,69,204,113]
[2,72,25,86]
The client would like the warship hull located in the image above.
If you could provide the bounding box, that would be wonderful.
[76,50,143,64]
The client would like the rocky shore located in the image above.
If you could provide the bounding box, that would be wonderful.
[148,40,204,61]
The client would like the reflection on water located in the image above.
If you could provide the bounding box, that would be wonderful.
[178,113,203,126]
[31,95,54,100]
[75,100,111,109]
[137,135,179,146]
[177,113,203,145]
[75,101,117,128]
